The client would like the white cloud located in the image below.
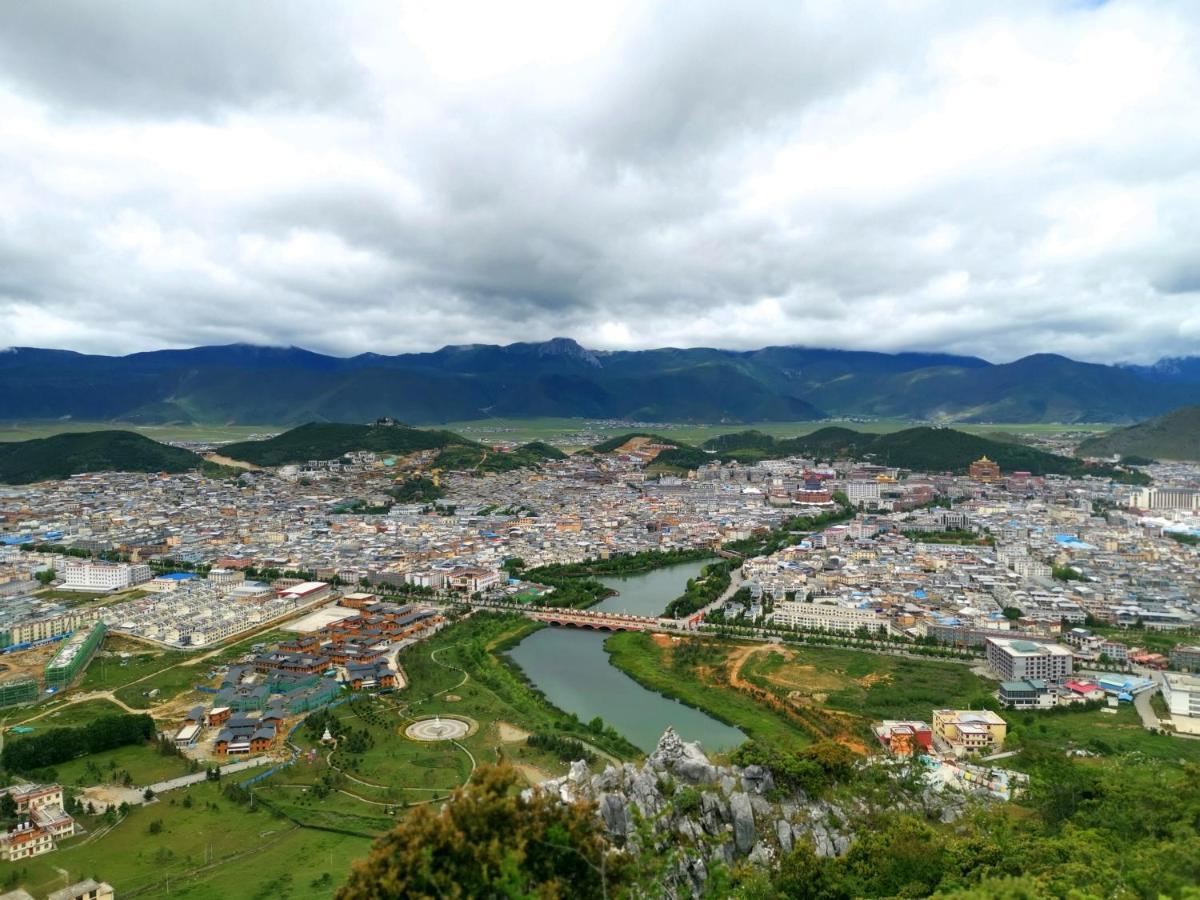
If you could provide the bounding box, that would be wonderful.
[0,0,1198,362]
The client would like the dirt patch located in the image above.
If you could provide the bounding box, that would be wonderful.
[203,452,261,471]
[651,633,675,648]
[858,672,891,688]
[79,784,144,813]
[443,694,462,702]
[515,764,554,786]
[497,722,531,743]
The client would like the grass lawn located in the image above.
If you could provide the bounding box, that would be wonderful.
[7,698,127,730]
[33,589,114,603]
[9,780,371,899]
[49,742,194,788]
[742,645,995,723]
[1005,704,1200,767]
[77,642,189,694]
[604,632,813,752]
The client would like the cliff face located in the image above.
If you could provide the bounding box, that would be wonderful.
[529,728,969,897]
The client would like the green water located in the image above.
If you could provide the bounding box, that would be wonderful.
[508,561,744,754]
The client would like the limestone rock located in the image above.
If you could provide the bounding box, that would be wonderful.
[730,792,756,854]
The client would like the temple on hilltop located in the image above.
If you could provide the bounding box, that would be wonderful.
[969,455,1002,483]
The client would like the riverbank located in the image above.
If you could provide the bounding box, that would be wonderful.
[603,631,807,752]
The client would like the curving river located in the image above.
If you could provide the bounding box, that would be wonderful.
[507,560,745,754]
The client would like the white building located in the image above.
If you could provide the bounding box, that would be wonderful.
[772,600,888,635]
[62,560,152,592]
[846,480,881,506]
[1162,673,1200,724]
[985,637,1073,683]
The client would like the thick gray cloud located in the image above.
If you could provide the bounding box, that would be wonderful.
[1,0,1198,363]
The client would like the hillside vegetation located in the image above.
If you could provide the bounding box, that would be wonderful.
[0,431,200,483]
[596,426,1148,482]
[222,422,477,466]
[8,339,1200,424]
[1077,405,1200,461]
[222,421,566,473]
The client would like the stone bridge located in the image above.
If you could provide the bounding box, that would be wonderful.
[527,608,668,633]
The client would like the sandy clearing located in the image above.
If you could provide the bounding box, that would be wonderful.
[497,721,531,743]
[515,764,554,786]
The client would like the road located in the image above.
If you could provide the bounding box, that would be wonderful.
[146,755,270,795]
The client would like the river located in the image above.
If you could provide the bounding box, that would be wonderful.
[507,560,746,754]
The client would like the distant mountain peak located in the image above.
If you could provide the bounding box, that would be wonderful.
[528,337,602,367]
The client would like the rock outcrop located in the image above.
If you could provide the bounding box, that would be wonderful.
[528,728,856,897]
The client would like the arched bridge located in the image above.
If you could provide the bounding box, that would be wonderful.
[527,608,668,633]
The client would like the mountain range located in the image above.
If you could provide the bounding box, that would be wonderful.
[3,339,1200,425]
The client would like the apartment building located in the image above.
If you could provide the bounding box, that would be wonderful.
[771,599,888,634]
[986,637,1074,683]
[62,560,152,591]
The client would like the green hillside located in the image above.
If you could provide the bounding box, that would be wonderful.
[619,426,1148,482]
[222,422,476,466]
[1077,405,1200,461]
[434,441,567,473]
[590,433,683,453]
[0,431,200,484]
[223,422,565,473]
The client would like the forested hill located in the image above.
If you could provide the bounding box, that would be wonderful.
[220,422,479,466]
[221,422,566,472]
[1076,405,1200,462]
[0,431,201,484]
[598,426,1147,483]
[5,340,1200,424]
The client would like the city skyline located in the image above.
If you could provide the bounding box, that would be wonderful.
[2,1,1198,363]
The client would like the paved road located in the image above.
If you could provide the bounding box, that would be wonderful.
[147,755,270,794]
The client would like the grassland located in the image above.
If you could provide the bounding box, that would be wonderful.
[604,632,814,751]
[1004,704,1200,767]
[439,417,1115,449]
[740,645,994,723]
[9,780,371,899]
[51,741,194,788]
[6,698,127,730]
[0,422,282,444]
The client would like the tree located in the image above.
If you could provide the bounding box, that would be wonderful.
[1001,606,1022,620]
[35,568,56,585]
[338,764,626,899]
[0,793,17,825]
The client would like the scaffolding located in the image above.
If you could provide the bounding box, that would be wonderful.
[44,622,107,689]
[0,678,38,708]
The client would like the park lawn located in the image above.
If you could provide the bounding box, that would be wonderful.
[742,645,995,723]
[11,779,369,898]
[50,741,194,788]
[1005,704,1200,767]
[8,698,127,730]
[604,632,812,752]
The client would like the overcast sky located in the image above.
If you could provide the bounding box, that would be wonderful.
[2,1,1198,363]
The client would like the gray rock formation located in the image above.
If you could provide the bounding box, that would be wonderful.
[530,728,972,898]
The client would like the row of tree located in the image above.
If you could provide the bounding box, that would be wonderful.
[2,713,155,772]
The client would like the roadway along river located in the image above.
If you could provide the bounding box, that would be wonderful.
[507,560,746,754]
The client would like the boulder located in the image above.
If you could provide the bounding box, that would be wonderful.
[730,792,756,854]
